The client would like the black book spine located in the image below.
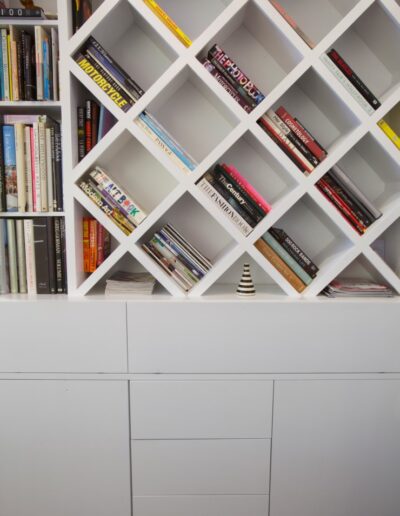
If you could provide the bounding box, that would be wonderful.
[203,171,257,227]
[214,164,266,220]
[328,49,381,110]
[27,33,36,100]
[91,100,99,147]
[60,217,67,293]
[16,37,23,100]
[33,218,50,294]
[0,8,44,18]
[46,217,56,294]
[54,217,63,293]
[77,106,85,161]
[0,124,5,211]
[269,227,319,277]
[324,173,374,227]
[277,123,320,167]
[293,118,327,155]
[54,124,63,211]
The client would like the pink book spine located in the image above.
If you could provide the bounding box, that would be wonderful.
[224,164,271,213]
[30,127,36,212]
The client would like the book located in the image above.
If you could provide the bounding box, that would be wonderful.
[33,217,50,293]
[0,125,6,211]
[152,235,199,286]
[98,105,116,140]
[15,218,27,293]
[91,100,99,148]
[223,164,271,214]
[255,238,306,293]
[105,271,156,296]
[3,125,17,212]
[157,230,204,280]
[0,218,9,294]
[72,0,92,33]
[143,0,192,48]
[15,123,26,213]
[6,218,18,293]
[34,26,47,101]
[88,217,97,273]
[46,216,56,293]
[323,278,393,298]
[85,99,92,154]
[0,8,45,19]
[269,0,315,49]
[377,119,400,150]
[164,223,212,271]
[82,217,90,272]
[51,28,58,101]
[77,106,85,161]
[24,126,33,212]
[22,31,34,100]
[53,217,63,293]
[24,218,36,293]
[1,29,9,100]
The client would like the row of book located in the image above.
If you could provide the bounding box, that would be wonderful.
[77,99,116,162]
[255,227,318,293]
[0,25,58,101]
[202,44,265,113]
[197,163,271,236]
[79,166,147,236]
[321,48,381,116]
[75,36,144,113]
[142,223,212,292]
[317,165,382,235]
[0,216,67,295]
[82,217,111,273]
[0,114,63,213]
[258,106,327,175]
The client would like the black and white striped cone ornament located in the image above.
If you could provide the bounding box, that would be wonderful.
[236,263,256,296]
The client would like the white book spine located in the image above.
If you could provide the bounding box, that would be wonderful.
[24,219,36,294]
[24,126,33,212]
[320,54,374,116]
[38,120,48,211]
[45,128,54,212]
[198,178,253,236]
[15,218,27,293]
[1,29,10,101]
[33,122,41,212]
[0,219,9,294]
[15,123,26,212]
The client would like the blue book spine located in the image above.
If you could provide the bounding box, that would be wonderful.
[3,125,17,212]
[97,104,105,141]
[139,112,196,171]
[263,231,313,285]
[43,40,50,100]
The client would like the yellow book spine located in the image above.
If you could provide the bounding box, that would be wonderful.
[378,119,400,150]
[143,0,192,48]
[7,34,12,101]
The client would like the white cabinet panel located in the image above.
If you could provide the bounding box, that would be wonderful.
[132,439,270,496]
[0,380,131,516]
[271,380,400,516]
[133,495,269,516]
[128,303,400,373]
[131,380,273,439]
[0,301,127,372]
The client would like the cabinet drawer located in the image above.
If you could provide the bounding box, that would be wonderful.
[131,380,273,439]
[0,301,127,372]
[132,439,270,496]
[133,495,269,516]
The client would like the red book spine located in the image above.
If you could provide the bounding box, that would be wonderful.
[222,164,271,213]
[276,106,327,161]
[89,218,98,272]
[97,222,105,267]
[85,100,92,154]
[82,217,91,273]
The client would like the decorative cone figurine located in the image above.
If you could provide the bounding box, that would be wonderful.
[236,263,256,297]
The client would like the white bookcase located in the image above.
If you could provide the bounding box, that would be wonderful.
[14,0,394,299]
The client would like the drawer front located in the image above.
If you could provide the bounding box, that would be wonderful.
[128,302,400,373]
[133,495,269,516]
[132,439,270,496]
[131,380,273,439]
[0,301,127,372]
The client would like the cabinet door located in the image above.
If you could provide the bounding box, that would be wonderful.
[0,380,131,516]
[270,380,400,516]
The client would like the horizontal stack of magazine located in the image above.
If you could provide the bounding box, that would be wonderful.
[197,163,271,236]
[323,279,393,298]
[0,114,63,213]
[0,24,58,101]
[79,166,147,236]
[77,100,117,161]
[256,227,318,293]
[105,271,156,296]
[82,217,111,273]
[202,44,265,113]
[135,111,197,173]
[0,217,67,295]
[321,49,381,116]
[258,107,327,175]
[317,165,382,235]
[142,223,212,292]
[75,36,145,113]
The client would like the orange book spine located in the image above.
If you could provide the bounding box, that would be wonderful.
[255,238,306,293]
[89,219,98,273]
[82,217,90,273]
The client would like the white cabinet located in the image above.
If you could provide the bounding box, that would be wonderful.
[0,380,131,516]
[270,380,400,516]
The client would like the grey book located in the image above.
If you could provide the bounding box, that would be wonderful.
[6,219,18,293]
[0,219,9,294]
[16,218,27,293]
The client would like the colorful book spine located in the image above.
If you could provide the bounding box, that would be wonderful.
[1,29,9,100]
[83,217,90,272]
[377,119,400,150]
[152,235,199,286]
[42,38,50,100]
[269,0,315,49]
[0,127,5,211]
[85,99,92,154]
[89,218,97,273]
[223,164,271,214]
[157,230,204,280]
[143,0,192,48]
[3,125,17,211]
[77,106,85,161]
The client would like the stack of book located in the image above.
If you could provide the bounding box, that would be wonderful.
[378,104,400,150]
[0,114,63,213]
[79,166,147,236]
[321,49,381,116]
[82,217,111,273]
[0,216,67,295]
[135,110,197,173]
[316,165,382,235]
[105,271,156,296]
[143,0,191,47]
[0,25,58,101]
[323,279,393,298]
[258,107,327,175]
[77,100,116,161]
[75,36,144,113]
[255,227,318,293]
[72,0,92,34]
[142,223,212,292]
[197,163,271,236]
[269,0,315,49]
[202,44,265,113]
